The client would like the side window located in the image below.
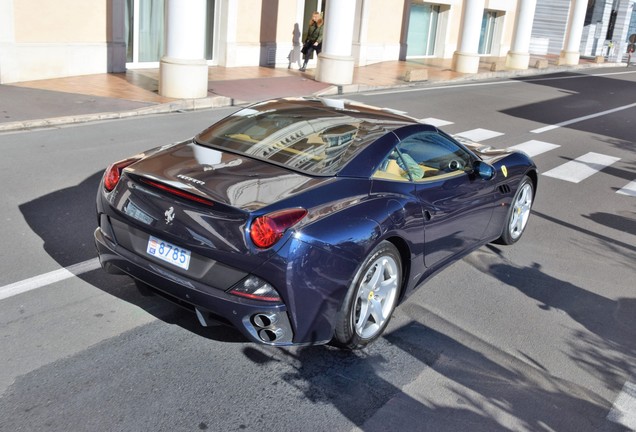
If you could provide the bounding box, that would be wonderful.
[397,131,473,180]
[372,149,413,182]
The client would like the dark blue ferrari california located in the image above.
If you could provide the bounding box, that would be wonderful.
[95,98,537,349]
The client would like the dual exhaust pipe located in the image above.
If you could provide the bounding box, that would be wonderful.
[252,313,285,343]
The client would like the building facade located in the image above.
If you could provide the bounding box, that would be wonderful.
[1,0,634,86]
[530,0,636,60]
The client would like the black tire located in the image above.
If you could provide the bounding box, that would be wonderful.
[497,176,534,245]
[334,241,402,349]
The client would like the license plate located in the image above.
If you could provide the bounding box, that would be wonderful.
[146,235,191,270]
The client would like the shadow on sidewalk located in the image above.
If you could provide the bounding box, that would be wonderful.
[18,171,248,344]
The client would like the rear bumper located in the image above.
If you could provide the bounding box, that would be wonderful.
[94,227,300,346]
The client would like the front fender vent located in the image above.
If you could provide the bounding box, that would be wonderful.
[498,184,512,195]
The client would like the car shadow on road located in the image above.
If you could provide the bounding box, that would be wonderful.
[18,171,248,344]
[241,308,627,431]
[383,317,626,432]
[506,72,636,144]
[465,243,635,394]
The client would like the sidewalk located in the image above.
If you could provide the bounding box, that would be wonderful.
[0,55,622,132]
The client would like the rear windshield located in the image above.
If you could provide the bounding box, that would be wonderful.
[195,105,398,176]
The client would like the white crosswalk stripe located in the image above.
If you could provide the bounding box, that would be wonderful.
[507,140,561,158]
[617,180,636,197]
[421,117,454,127]
[542,152,620,183]
[409,112,633,197]
[455,128,504,142]
[607,380,636,430]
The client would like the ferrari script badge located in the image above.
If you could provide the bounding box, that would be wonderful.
[165,206,175,224]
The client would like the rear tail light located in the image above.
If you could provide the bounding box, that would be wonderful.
[249,208,307,249]
[229,275,281,302]
[103,157,141,192]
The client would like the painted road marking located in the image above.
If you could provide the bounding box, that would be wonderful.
[607,381,636,430]
[421,117,454,127]
[542,152,620,183]
[361,70,636,96]
[617,180,636,197]
[508,140,561,158]
[0,258,101,301]
[531,102,636,133]
[455,128,504,142]
[362,80,520,95]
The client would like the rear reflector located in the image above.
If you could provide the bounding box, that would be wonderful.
[229,275,282,302]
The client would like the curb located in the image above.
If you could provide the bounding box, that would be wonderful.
[0,95,234,133]
[0,61,625,133]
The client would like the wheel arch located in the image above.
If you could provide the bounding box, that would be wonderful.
[383,235,412,303]
[525,168,538,195]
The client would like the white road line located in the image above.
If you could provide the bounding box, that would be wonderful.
[508,140,561,157]
[531,102,636,133]
[362,80,520,95]
[362,70,636,96]
[455,128,504,142]
[607,381,636,430]
[617,180,636,197]
[527,70,636,81]
[542,152,620,183]
[0,258,101,301]
[420,117,454,127]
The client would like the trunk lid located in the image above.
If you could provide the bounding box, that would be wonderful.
[129,141,328,212]
[110,141,330,259]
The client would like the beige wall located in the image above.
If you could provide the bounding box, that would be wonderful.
[276,0,300,44]
[235,0,262,43]
[366,0,404,44]
[14,0,107,43]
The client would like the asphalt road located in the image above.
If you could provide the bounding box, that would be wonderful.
[0,67,634,432]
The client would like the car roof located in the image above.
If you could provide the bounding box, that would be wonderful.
[194,98,418,177]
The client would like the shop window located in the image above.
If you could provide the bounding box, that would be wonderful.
[125,0,216,67]
[479,10,497,55]
[407,3,441,57]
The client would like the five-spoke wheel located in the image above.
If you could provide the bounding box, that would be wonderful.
[498,176,534,245]
[334,241,402,349]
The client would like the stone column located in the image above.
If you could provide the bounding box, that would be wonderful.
[505,0,537,70]
[159,0,208,98]
[108,0,127,73]
[453,0,486,73]
[315,0,356,85]
[559,0,588,65]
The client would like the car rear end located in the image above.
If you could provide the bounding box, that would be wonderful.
[94,142,317,345]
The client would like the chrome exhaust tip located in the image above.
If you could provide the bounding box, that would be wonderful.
[252,313,278,328]
[245,311,293,345]
[258,327,284,343]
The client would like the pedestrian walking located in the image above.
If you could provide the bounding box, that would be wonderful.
[300,12,324,72]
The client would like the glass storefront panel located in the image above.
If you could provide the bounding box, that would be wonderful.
[479,10,497,55]
[138,0,164,62]
[407,3,440,57]
[126,0,215,67]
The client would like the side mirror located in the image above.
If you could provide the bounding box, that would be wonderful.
[472,161,496,180]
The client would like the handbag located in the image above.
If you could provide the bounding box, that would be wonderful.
[301,41,312,56]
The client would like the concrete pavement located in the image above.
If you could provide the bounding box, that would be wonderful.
[0,56,631,432]
[0,56,624,133]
